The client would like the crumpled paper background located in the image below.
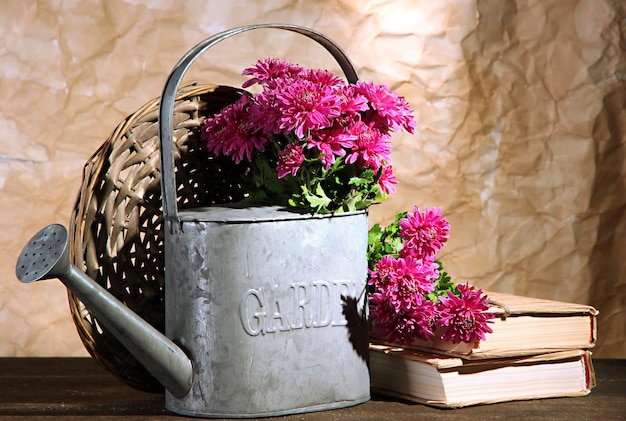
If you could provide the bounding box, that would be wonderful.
[1,0,624,358]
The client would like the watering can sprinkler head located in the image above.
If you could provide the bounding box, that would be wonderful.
[15,224,193,398]
[16,224,71,284]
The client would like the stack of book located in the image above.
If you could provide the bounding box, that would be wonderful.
[369,291,598,408]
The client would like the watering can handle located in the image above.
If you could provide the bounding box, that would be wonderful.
[158,23,360,226]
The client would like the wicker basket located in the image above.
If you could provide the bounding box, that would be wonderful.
[68,83,247,392]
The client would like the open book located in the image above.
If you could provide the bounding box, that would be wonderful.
[369,344,595,408]
[382,291,598,359]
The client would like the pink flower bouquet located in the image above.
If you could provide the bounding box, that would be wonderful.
[201,58,415,214]
[367,206,495,345]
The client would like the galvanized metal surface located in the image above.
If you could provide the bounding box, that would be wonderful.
[157,24,369,417]
[16,210,371,417]
[165,206,370,417]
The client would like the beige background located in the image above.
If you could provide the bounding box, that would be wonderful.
[0,0,624,358]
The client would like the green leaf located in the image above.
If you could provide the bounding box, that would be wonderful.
[303,184,332,212]
[349,175,372,188]
[431,260,457,298]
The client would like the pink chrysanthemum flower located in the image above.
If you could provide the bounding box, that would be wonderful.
[377,164,397,195]
[276,142,305,178]
[369,299,413,345]
[415,298,441,341]
[437,283,495,344]
[368,255,399,287]
[337,85,369,115]
[370,255,438,313]
[201,95,267,163]
[344,120,392,171]
[306,125,355,169]
[330,85,369,129]
[201,108,230,157]
[241,58,303,88]
[300,67,346,87]
[249,94,283,135]
[355,80,416,134]
[399,206,450,259]
[275,80,341,138]
[370,298,440,344]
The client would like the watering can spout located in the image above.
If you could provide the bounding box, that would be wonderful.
[15,224,193,398]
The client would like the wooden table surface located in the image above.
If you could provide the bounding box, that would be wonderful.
[0,357,624,420]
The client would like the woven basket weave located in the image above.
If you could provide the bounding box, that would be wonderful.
[68,83,246,392]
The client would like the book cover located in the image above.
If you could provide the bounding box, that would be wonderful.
[369,344,595,408]
[380,291,598,359]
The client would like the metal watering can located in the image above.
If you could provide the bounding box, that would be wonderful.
[15,24,370,418]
